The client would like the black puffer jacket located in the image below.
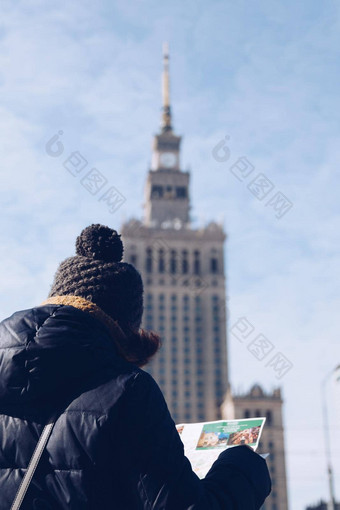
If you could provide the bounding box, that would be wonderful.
[0,304,271,509]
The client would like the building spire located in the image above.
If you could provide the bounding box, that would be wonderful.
[161,42,172,133]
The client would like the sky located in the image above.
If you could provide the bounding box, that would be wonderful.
[1,0,340,508]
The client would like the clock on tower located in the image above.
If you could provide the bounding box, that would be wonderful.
[160,152,177,168]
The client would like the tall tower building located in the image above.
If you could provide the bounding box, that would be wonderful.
[222,385,289,510]
[121,44,229,423]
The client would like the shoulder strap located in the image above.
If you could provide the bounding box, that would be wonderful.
[11,419,56,510]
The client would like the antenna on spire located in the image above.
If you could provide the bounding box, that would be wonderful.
[161,41,172,133]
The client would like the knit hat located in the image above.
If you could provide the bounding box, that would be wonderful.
[46,223,160,366]
[48,223,143,330]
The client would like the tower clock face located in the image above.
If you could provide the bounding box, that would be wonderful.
[160,152,177,168]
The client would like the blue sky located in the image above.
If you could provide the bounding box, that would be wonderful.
[1,1,340,508]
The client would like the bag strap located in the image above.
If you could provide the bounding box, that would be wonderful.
[11,418,56,510]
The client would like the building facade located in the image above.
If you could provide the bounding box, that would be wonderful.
[121,45,229,423]
[121,50,288,510]
[222,384,289,510]
[120,47,289,510]
[305,501,340,510]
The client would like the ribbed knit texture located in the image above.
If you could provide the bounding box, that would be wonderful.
[48,224,143,331]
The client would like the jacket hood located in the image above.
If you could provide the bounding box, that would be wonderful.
[0,304,127,405]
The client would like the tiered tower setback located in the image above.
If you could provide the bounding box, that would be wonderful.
[121,44,229,422]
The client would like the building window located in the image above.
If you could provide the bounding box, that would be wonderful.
[164,185,174,198]
[170,250,177,274]
[130,254,137,266]
[151,185,163,198]
[244,409,250,418]
[176,186,187,198]
[193,250,201,275]
[146,248,153,273]
[210,257,218,274]
[159,249,165,273]
[182,250,189,274]
[266,410,273,426]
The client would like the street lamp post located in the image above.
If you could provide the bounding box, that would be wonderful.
[321,364,340,510]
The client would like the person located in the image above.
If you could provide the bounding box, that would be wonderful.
[0,224,271,509]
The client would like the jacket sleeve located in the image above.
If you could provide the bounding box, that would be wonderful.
[117,370,271,510]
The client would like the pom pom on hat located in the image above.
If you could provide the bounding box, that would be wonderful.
[75,224,124,262]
